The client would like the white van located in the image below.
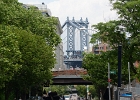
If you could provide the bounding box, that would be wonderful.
[70,94,79,100]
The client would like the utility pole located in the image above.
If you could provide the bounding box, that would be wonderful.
[117,45,122,100]
[87,85,89,100]
[128,62,131,91]
[108,63,111,100]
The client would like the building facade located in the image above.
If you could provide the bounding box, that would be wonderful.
[92,43,111,54]
[54,18,65,71]
[23,3,65,71]
[23,2,51,17]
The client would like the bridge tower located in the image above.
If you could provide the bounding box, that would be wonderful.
[62,17,89,69]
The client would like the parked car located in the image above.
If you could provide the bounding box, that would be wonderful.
[64,95,70,100]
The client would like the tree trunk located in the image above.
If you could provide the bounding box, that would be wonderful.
[101,88,106,100]
[5,82,11,100]
[98,89,101,100]
[21,90,26,100]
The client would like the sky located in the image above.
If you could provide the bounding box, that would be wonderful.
[18,0,118,27]
[18,0,118,52]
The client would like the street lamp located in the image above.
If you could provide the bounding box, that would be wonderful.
[115,25,124,100]
[117,44,122,100]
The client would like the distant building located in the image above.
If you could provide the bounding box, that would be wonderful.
[23,2,51,17]
[92,42,111,54]
[33,3,52,17]
[54,18,65,71]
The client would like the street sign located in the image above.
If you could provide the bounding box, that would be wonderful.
[110,70,116,74]
[108,79,111,82]
[120,93,132,97]
[120,92,132,98]
[120,90,132,95]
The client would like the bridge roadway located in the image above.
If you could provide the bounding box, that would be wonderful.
[51,69,93,85]
[63,58,82,62]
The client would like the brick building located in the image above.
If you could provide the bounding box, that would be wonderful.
[92,42,111,54]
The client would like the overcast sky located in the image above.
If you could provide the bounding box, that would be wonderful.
[18,0,118,52]
[18,0,118,26]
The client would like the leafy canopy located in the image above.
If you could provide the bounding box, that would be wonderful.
[83,0,140,92]
[0,25,21,89]
[0,0,62,98]
[0,0,61,47]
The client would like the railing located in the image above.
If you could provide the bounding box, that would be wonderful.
[64,58,82,61]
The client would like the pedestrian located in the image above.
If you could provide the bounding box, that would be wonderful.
[63,95,65,100]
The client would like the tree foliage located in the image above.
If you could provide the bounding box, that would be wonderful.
[0,0,61,47]
[44,85,67,96]
[0,25,21,89]
[75,85,96,98]
[12,27,55,91]
[83,0,140,98]
[0,0,61,99]
[90,20,126,47]
[110,0,140,80]
[83,20,131,88]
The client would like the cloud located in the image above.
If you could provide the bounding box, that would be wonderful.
[18,0,41,4]
[18,0,118,52]
[18,0,118,26]
[47,0,118,26]
[47,0,118,52]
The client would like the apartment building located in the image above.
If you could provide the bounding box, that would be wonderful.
[23,3,65,71]
[92,42,111,54]
[54,18,65,71]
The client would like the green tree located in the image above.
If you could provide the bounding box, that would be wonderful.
[0,25,21,89]
[83,14,139,100]
[9,28,55,99]
[75,85,86,97]
[0,0,62,99]
[110,0,140,80]
[135,65,140,81]
[44,85,67,96]
[75,85,96,99]
[83,51,116,99]
[90,19,138,79]
[0,0,61,47]
[0,25,22,100]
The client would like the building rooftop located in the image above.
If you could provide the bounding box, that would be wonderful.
[23,3,52,16]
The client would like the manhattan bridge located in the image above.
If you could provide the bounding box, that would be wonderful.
[61,17,92,69]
